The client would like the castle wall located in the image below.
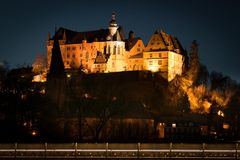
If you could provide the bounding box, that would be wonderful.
[167,51,183,81]
[46,27,184,81]
[47,40,126,73]
[128,58,143,71]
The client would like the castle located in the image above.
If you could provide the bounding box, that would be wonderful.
[47,13,185,81]
[43,14,205,140]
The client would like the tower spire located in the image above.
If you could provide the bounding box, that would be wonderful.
[108,12,118,36]
[109,12,117,27]
[49,35,65,75]
[112,12,116,21]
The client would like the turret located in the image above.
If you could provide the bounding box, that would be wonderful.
[108,12,118,36]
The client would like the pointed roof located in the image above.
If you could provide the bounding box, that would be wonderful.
[129,52,143,59]
[94,51,107,64]
[145,30,184,54]
[125,37,142,51]
[53,27,109,43]
[52,27,125,43]
[109,12,117,27]
[49,36,65,75]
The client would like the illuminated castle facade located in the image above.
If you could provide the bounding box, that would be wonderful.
[47,13,185,81]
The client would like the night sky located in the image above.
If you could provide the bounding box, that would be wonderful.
[0,0,240,81]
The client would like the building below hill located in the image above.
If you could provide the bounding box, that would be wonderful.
[46,13,185,81]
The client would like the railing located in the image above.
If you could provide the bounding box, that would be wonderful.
[0,143,239,159]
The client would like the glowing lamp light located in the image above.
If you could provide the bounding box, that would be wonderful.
[223,123,230,129]
[40,89,46,94]
[32,130,37,136]
[172,123,176,128]
[217,110,224,117]
[159,123,165,126]
[67,74,71,78]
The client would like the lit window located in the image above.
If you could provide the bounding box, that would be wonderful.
[113,46,116,55]
[150,53,152,58]
[149,61,153,65]
[118,46,120,54]
[32,130,37,136]
[217,110,224,117]
[108,46,110,54]
[223,123,230,129]
[158,60,162,65]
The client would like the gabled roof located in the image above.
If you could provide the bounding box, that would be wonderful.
[145,30,184,54]
[53,27,109,43]
[94,51,107,64]
[159,31,184,52]
[125,37,141,51]
[52,27,125,44]
[129,52,143,59]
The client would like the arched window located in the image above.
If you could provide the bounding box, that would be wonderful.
[108,45,111,54]
[118,45,120,54]
[114,45,117,55]
[104,46,107,54]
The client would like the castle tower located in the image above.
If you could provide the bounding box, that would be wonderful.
[49,36,65,74]
[47,35,66,110]
[108,12,118,36]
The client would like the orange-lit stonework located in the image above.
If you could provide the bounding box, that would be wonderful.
[46,13,184,81]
